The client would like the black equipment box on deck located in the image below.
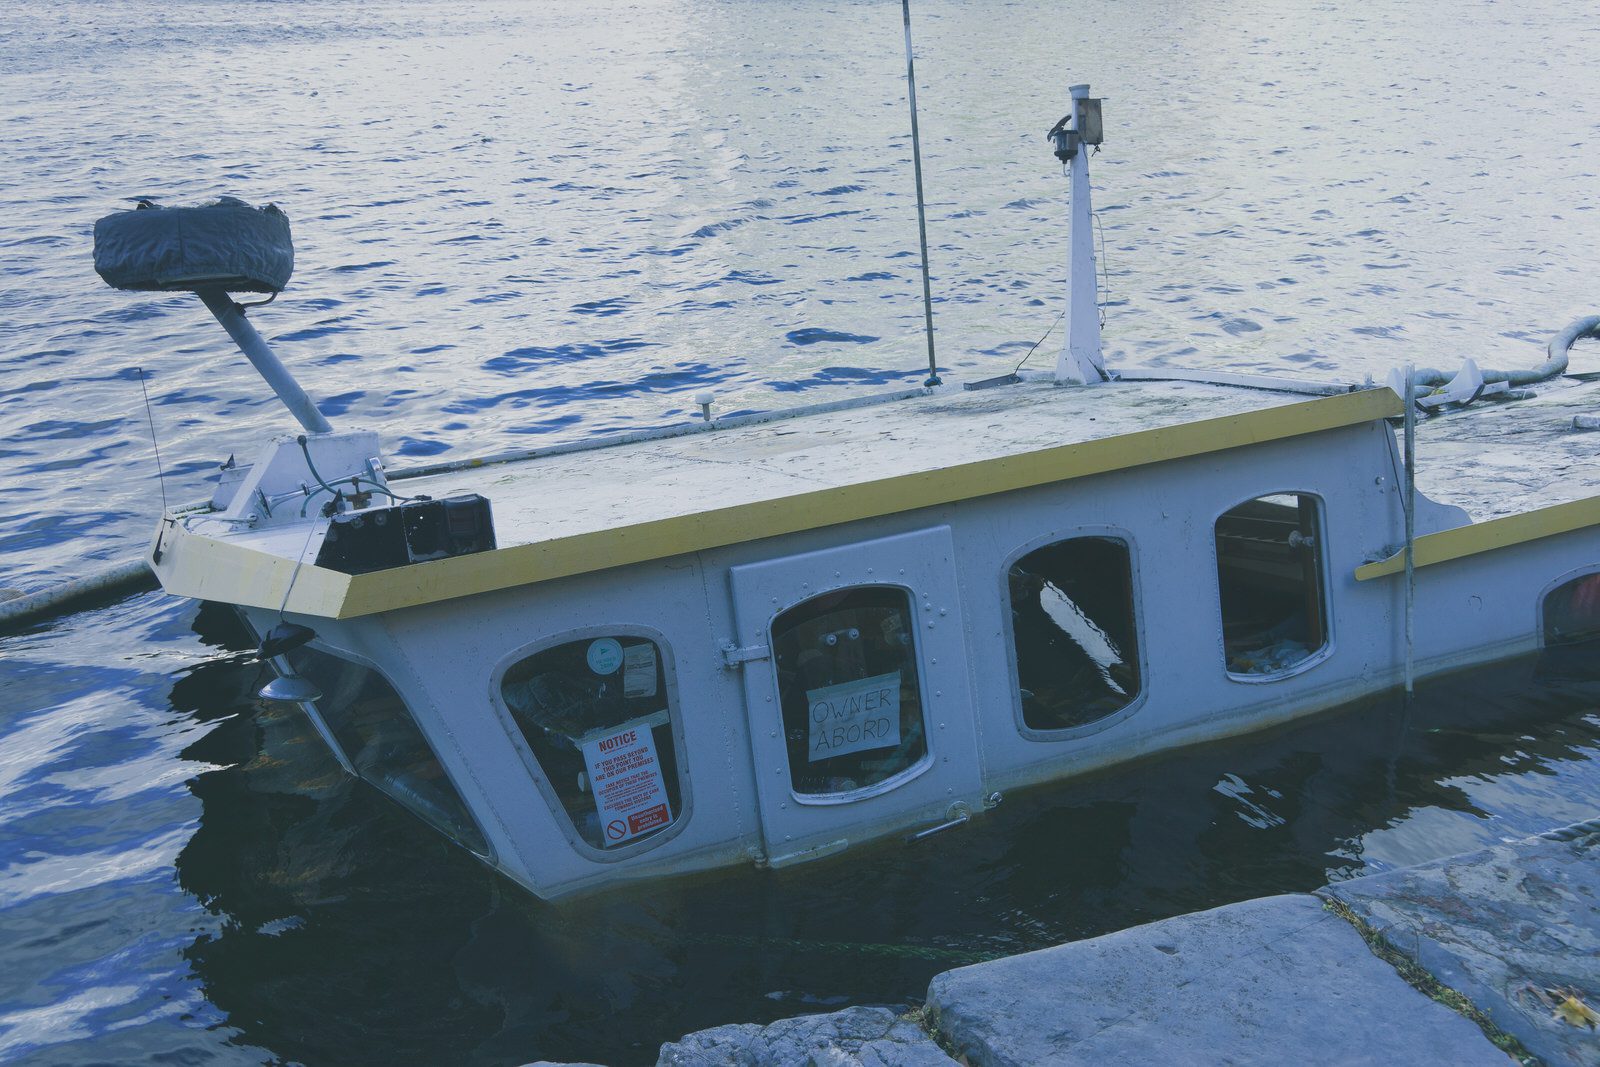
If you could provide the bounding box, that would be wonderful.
[316,494,496,575]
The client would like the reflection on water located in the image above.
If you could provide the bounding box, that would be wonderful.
[62,605,1589,1065]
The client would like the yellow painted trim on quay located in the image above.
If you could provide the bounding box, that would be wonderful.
[161,387,1401,619]
[1355,494,1600,581]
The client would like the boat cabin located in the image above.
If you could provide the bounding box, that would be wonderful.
[143,372,1600,900]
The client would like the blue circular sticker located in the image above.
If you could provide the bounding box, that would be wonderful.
[587,638,623,675]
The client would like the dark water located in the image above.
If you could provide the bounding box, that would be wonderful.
[6,596,1600,1065]
[4,0,1600,1063]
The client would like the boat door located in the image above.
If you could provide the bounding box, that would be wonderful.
[728,526,984,866]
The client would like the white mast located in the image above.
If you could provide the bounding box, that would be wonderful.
[1054,83,1105,385]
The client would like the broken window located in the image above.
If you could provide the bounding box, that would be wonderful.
[771,586,929,796]
[500,635,682,851]
[1543,573,1600,647]
[1215,493,1328,676]
[1538,573,1600,682]
[1008,536,1141,731]
[287,645,490,855]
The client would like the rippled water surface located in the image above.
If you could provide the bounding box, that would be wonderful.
[3,1,1600,1063]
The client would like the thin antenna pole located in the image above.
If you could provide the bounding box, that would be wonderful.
[1402,364,1417,696]
[136,367,169,514]
[900,0,939,387]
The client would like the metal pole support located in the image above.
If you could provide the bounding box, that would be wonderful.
[1056,83,1105,384]
[197,287,333,435]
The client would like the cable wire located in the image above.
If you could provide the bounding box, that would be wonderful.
[136,367,168,514]
[1011,309,1067,376]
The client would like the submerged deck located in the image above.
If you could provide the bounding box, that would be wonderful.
[1411,376,1600,520]
[1357,375,1600,580]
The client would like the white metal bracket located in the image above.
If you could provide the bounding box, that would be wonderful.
[720,642,771,669]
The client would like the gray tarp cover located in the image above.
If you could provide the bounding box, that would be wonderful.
[93,197,294,293]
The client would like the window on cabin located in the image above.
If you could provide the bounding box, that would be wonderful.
[286,645,490,855]
[500,635,681,850]
[1008,536,1142,730]
[771,586,929,795]
[1538,573,1600,682]
[1215,493,1328,675]
[1543,574,1600,647]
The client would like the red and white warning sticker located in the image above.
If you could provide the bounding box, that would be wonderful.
[581,723,673,847]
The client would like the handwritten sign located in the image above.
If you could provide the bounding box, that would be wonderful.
[581,723,672,847]
[806,671,901,762]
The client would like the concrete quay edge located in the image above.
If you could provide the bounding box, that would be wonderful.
[538,820,1600,1065]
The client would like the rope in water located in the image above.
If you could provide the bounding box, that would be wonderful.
[1537,816,1600,844]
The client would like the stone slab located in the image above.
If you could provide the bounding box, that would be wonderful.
[1322,826,1600,1067]
[925,894,1504,1067]
[656,1005,954,1067]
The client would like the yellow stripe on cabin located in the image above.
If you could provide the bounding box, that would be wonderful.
[1355,494,1600,581]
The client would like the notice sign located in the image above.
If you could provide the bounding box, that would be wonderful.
[581,724,673,848]
[806,671,901,762]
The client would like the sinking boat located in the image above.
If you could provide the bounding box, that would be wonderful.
[89,86,1600,901]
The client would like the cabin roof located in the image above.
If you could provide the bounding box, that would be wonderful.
[158,378,1401,619]
[1358,376,1600,580]
[397,377,1393,557]
[1409,377,1600,521]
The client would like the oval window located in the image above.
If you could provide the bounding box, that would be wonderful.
[1216,493,1328,676]
[1543,573,1600,647]
[1008,536,1142,731]
[770,586,929,796]
[500,635,682,850]
[285,645,490,855]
